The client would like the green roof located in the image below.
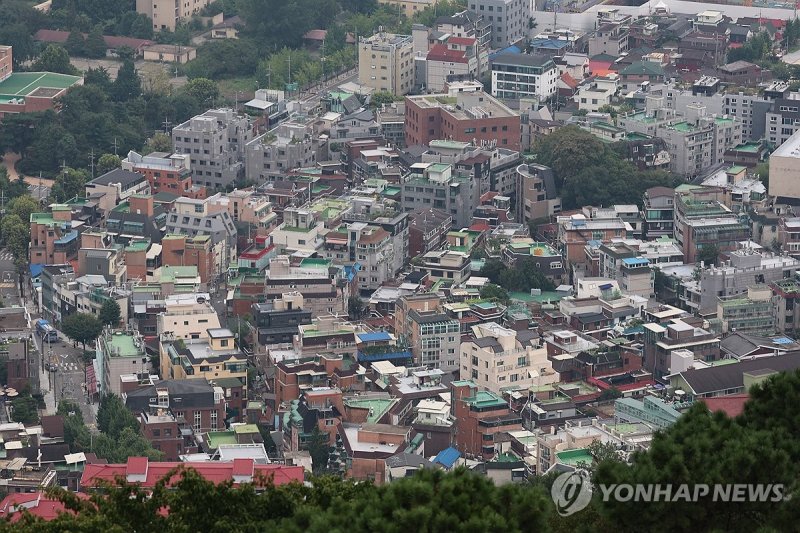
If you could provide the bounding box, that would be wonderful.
[104,332,143,358]
[620,61,664,77]
[299,257,330,268]
[159,265,199,283]
[556,448,593,466]
[206,431,237,448]
[464,390,507,409]
[509,291,564,303]
[727,165,747,174]
[344,398,394,423]
[731,141,761,153]
[0,72,82,103]
[670,121,694,133]
[233,423,259,434]
[125,240,150,252]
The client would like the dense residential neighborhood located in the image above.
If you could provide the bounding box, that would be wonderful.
[2,0,800,529]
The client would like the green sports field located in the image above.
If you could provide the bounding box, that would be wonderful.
[0,72,82,103]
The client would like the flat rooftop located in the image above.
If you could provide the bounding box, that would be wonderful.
[0,72,82,104]
[104,332,143,358]
[406,91,517,120]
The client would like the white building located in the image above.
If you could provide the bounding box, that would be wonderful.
[491,53,558,101]
[460,322,558,394]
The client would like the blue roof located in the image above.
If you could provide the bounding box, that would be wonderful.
[621,257,650,267]
[54,230,78,244]
[357,331,392,343]
[489,45,521,61]
[530,38,569,50]
[773,337,794,344]
[30,264,44,278]
[433,447,461,469]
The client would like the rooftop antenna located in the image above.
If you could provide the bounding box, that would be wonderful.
[162,117,172,134]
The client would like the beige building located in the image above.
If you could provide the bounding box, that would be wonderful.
[157,293,221,340]
[770,129,800,200]
[137,0,211,32]
[378,0,436,17]
[358,32,414,96]
[160,327,248,387]
[460,322,558,394]
[142,44,197,64]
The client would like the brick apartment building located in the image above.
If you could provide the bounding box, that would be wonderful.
[451,380,522,459]
[404,90,521,151]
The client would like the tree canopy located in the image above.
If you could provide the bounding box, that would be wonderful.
[98,299,121,327]
[480,258,555,293]
[532,126,680,209]
[61,313,103,352]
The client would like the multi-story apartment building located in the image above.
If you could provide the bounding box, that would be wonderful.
[451,380,522,459]
[244,121,316,182]
[252,292,312,346]
[136,0,210,31]
[717,285,775,335]
[269,207,325,254]
[125,378,227,460]
[643,319,720,381]
[490,53,558,101]
[96,329,149,396]
[417,250,471,285]
[619,98,741,178]
[425,36,484,93]
[722,81,789,142]
[400,162,480,229]
[769,129,800,201]
[574,74,619,113]
[166,193,237,275]
[467,0,526,48]
[30,206,81,265]
[172,108,253,191]
[588,21,630,57]
[342,203,409,278]
[378,0,436,17]
[156,293,221,340]
[322,222,394,292]
[642,186,675,239]
[408,208,452,257]
[395,294,461,373]
[435,10,492,51]
[358,32,414,96]
[673,192,751,264]
[460,322,557,394]
[557,214,631,265]
[515,163,561,223]
[85,169,151,213]
[122,150,204,199]
[160,328,247,390]
[405,89,520,151]
[264,256,348,316]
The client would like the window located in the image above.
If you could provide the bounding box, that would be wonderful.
[211,411,218,430]
[194,411,202,431]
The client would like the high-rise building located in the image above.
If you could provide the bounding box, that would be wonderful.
[467,0,527,48]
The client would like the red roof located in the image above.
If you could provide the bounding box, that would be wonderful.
[469,222,490,232]
[303,29,356,44]
[447,36,476,46]
[80,459,304,489]
[560,72,579,90]
[702,394,749,418]
[0,492,88,522]
[232,458,254,477]
[33,29,153,51]
[426,44,468,64]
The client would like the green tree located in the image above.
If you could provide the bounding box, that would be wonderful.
[697,244,719,266]
[8,196,39,225]
[61,312,103,353]
[479,283,511,305]
[0,214,29,268]
[98,299,121,326]
[96,153,121,175]
[84,26,107,59]
[97,394,143,438]
[183,77,220,107]
[348,296,365,319]
[83,66,112,92]
[143,133,173,154]
[308,425,330,474]
[50,168,89,203]
[370,90,400,109]
[112,59,142,102]
[11,395,39,424]
[31,44,80,75]
[65,29,85,57]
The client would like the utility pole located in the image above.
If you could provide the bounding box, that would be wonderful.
[162,117,172,134]
[112,137,119,156]
[88,148,95,179]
